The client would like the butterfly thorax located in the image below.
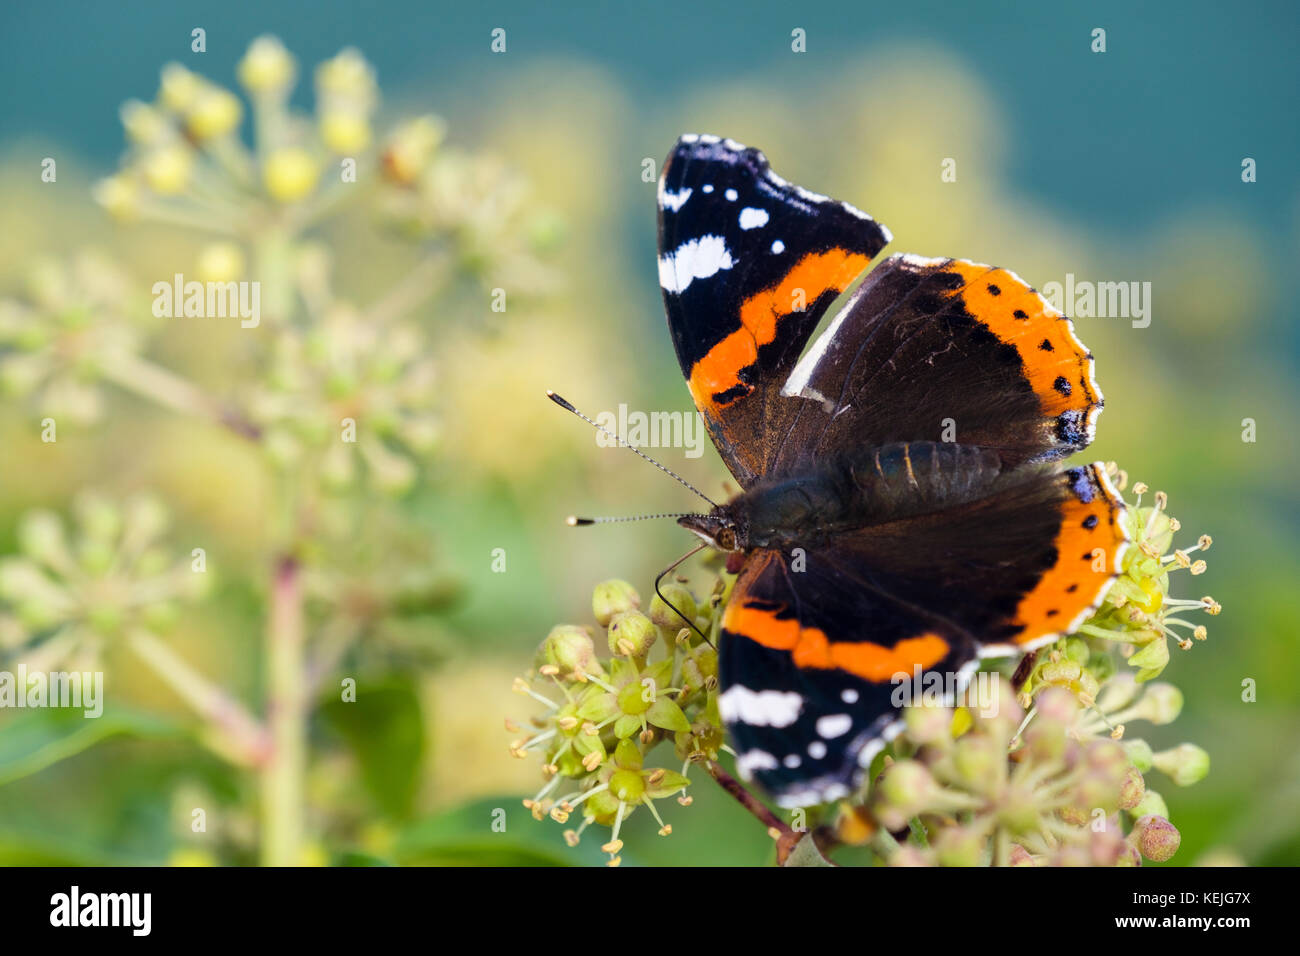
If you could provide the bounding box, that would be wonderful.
[679,441,1015,553]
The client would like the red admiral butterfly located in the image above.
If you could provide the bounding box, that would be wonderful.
[569,134,1132,810]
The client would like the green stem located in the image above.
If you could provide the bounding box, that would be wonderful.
[100,352,261,441]
[261,555,305,866]
[125,628,268,767]
[362,248,451,326]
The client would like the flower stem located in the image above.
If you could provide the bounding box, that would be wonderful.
[100,352,261,441]
[261,555,305,866]
[125,628,268,767]
[705,759,803,864]
[363,248,450,326]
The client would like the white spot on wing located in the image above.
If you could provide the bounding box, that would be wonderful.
[724,188,738,201]
[660,187,693,212]
[738,207,769,230]
[816,714,853,739]
[771,239,785,254]
[808,740,828,759]
[718,686,803,727]
[658,235,735,293]
[735,749,779,778]
[841,688,859,704]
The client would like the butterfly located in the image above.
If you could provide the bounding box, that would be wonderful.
[655,134,1131,808]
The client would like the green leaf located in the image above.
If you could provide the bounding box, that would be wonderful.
[393,797,613,866]
[320,674,425,819]
[0,707,182,787]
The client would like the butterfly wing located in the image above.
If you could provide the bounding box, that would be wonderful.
[772,254,1104,477]
[720,455,1130,807]
[657,135,890,486]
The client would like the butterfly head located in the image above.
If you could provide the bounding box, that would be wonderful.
[678,509,744,552]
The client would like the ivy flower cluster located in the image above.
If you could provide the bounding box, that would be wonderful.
[0,37,556,865]
[0,493,208,667]
[510,465,1216,866]
[0,254,151,425]
[509,577,727,866]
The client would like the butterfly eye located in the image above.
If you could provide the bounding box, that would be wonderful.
[717,527,737,551]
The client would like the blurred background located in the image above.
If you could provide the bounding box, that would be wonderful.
[0,0,1296,865]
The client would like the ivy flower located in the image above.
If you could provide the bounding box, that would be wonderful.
[0,254,151,424]
[1071,471,1219,682]
[0,493,208,669]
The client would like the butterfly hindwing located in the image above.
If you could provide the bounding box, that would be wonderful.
[657,135,890,486]
[719,549,976,808]
[720,450,1131,806]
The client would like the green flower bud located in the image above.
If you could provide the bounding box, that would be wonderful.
[1064,638,1090,665]
[1151,743,1210,787]
[874,760,941,827]
[996,785,1044,835]
[86,602,124,636]
[77,496,122,544]
[1123,737,1154,772]
[1129,788,1169,820]
[18,598,59,631]
[17,511,66,564]
[78,540,115,575]
[933,826,983,867]
[952,734,1001,790]
[543,624,596,679]
[607,610,657,659]
[903,703,953,747]
[1132,683,1183,724]
[143,601,181,633]
[648,584,696,631]
[592,579,640,627]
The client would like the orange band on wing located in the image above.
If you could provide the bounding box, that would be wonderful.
[1012,465,1130,644]
[723,601,950,682]
[688,248,872,413]
[937,260,1100,421]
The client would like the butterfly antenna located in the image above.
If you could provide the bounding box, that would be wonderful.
[655,542,713,646]
[567,512,698,526]
[547,391,717,507]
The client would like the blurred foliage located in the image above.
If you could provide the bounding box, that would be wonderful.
[0,21,1296,866]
